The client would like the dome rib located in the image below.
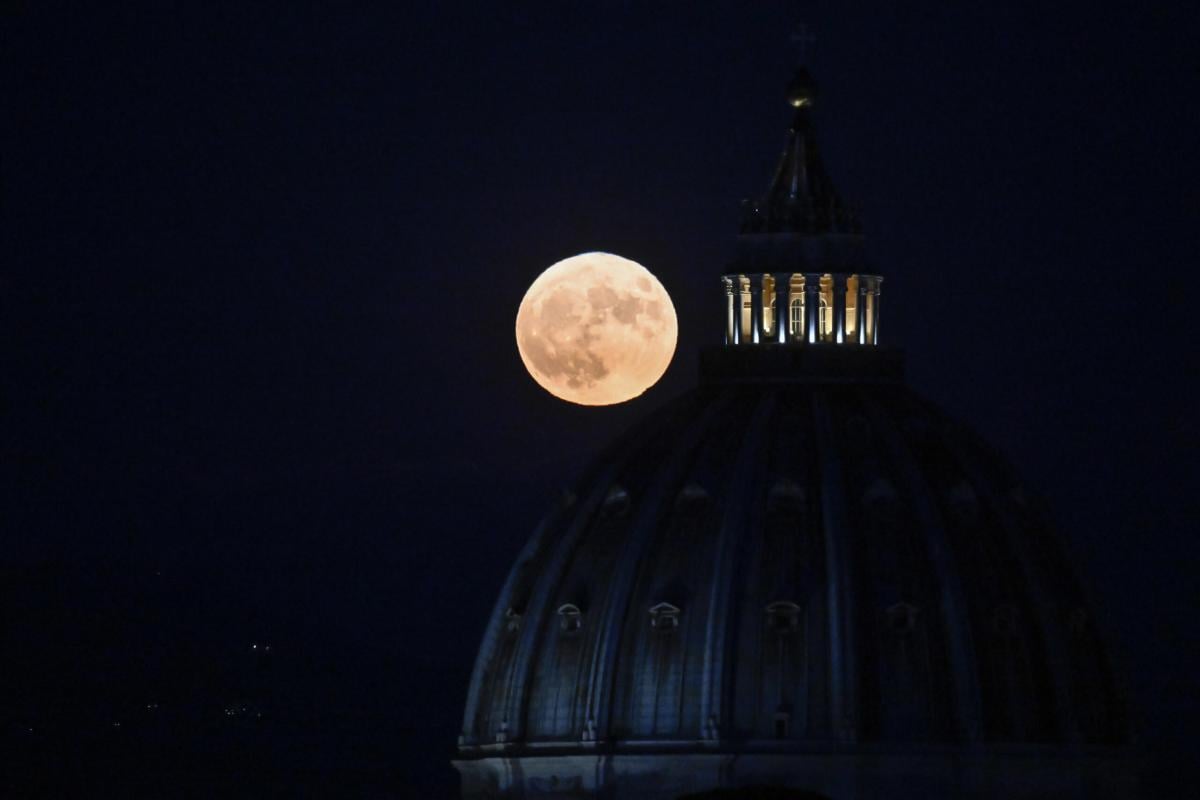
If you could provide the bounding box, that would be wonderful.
[461,398,696,744]
[811,390,859,742]
[583,391,737,742]
[699,391,778,741]
[936,417,1082,743]
[861,393,985,742]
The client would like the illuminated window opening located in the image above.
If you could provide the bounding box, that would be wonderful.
[818,273,834,342]
[761,274,776,337]
[788,274,805,337]
[844,275,859,340]
[719,272,880,347]
[765,600,802,635]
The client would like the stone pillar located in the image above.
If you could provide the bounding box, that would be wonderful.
[750,276,762,344]
[873,290,881,345]
[723,277,735,346]
[856,280,867,345]
[834,274,845,344]
[805,274,819,344]
[862,277,881,346]
[776,274,789,343]
[732,278,742,345]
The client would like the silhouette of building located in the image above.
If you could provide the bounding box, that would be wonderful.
[453,66,1137,800]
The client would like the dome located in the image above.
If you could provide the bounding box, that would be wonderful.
[453,64,1135,799]
[454,352,1132,799]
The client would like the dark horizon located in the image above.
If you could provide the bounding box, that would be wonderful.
[4,2,1198,796]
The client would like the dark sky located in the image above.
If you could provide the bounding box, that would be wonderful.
[4,2,1199,796]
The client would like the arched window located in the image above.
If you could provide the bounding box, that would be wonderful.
[649,602,681,631]
[601,485,631,517]
[557,603,583,633]
[788,274,806,337]
[765,600,802,635]
[844,274,860,341]
[761,274,776,337]
[504,607,522,633]
[818,273,834,342]
[789,298,803,338]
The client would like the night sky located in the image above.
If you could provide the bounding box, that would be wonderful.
[5,2,1199,797]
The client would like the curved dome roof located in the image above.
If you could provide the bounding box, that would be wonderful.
[453,65,1133,800]
[457,366,1127,753]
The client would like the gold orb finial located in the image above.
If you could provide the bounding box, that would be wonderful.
[786,67,818,109]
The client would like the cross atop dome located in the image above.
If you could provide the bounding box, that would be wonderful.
[789,23,816,63]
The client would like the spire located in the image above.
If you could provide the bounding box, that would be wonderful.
[740,67,861,237]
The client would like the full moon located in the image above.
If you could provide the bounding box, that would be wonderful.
[515,252,677,406]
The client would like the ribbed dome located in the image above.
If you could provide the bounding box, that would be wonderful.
[458,367,1126,756]
[454,62,1136,799]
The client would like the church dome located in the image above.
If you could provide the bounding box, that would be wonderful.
[454,66,1134,800]
[455,362,1130,795]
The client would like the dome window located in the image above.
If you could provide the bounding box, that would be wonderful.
[601,485,631,518]
[676,482,710,505]
[768,479,806,512]
[765,600,802,634]
[773,707,792,739]
[649,602,681,631]
[886,602,919,635]
[863,477,898,508]
[557,603,584,634]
